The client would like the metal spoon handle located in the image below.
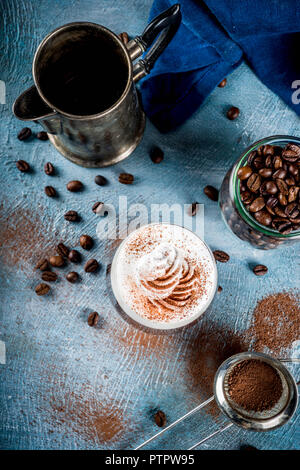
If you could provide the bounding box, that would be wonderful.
[279,358,300,363]
[135,395,214,450]
[188,422,234,450]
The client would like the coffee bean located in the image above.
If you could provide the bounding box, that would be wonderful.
[41,271,58,282]
[213,250,230,263]
[286,176,296,186]
[67,180,83,192]
[240,190,254,205]
[64,210,79,222]
[150,146,164,163]
[285,202,299,219]
[247,173,261,193]
[57,242,70,258]
[44,162,55,175]
[204,185,219,201]
[288,186,299,203]
[66,271,79,283]
[45,186,56,197]
[94,175,107,186]
[272,169,286,180]
[68,249,81,263]
[272,217,293,233]
[278,193,287,206]
[227,106,240,120]
[286,143,300,157]
[88,311,99,327]
[37,131,48,141]
[247,151,257,166]
[217,285,223,293]
[16,160,30,172]
[273,156,283,169]
[190,202,198,216]
[218,78,227,88]
[119,173,134,184]
[254,210,272,226]
[265,155,273,168]
[92,202,104,214]
[118,32,129,44]
[266,196,278,211]
[258,168,272,178]
[262,145,274,156]
[238,166,252,181]
[253,265,268,276]
[35,283,50,296]
[49,255,64,267]
[18,127,32,141]
[276,178,288,195]
[288,164,299,178]
[249,197,265,213]
[35,258,49,271]
[282,149,299,163]
[264,181,277,195]
[253,156,264,170]
[84,259,99,273]
[154,410,166,427]
[274,206,287,218]
[80,234,94,250]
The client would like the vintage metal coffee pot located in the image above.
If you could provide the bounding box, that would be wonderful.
[13,5,181,167]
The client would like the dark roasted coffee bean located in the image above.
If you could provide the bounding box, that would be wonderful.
[49,255,64,267]
[119,173,134,184]
[16,159,30,172]
[44,162,54,175]
[254,210,272,226]
[57,242,70,258]
[258,168,272,178]
[190,202,198,216]
[84,259,99,273]
[288,186,299,203]
[272,169,286,180]
[264,181,277,195]
[282,149,299,163]
[68,249,81,263]
[266,196,278,211]
[67,180,83,192]
[247,151,257,166]
[37,131,48,141]
[249,196,265,213]
[41,271,58,282]
[273,156,282,169]
[64,210,79,221]
[286,143,300,156]
[88,311,99,327]
[253,156,264,170]
[94,175,107,186]
[118,32,129,44]
[264,155,273,168]
[253,264,268,276]
[213,250,230,263]
[80,234,94,250]
[150,146,164,163]
[45,186,56,197]
[66,271,79,283]
[278,193,287,206]
[274,206,287,218]
[276,178,288,195]
[285,202,299,219]
[218,78,227,88]
[285,176,296,186]
[35,283,50,296]
[154,410,166,427]
[18,127,32,141]
[92,201,104,214]
[256,146,264,156]
[217,285,223,293]
[239,182,247,192]
[226,106,240,120]
[240,190,254,204]
[35,258,49,271]
[262,145,274,156]
[272,217,292,232]
[247,173,261,193]
[204,185,219,201]
[237,166,252,180]
[288,164,299,177]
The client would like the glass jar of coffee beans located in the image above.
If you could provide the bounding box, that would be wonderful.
[219,136,300,249]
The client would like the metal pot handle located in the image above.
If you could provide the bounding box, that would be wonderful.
[126,3,181,82]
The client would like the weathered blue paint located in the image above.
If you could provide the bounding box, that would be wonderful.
[0,0,299,450]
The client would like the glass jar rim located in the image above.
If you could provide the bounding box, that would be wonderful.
[233,135,300,239]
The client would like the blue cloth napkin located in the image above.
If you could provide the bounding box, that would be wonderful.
[140,0,300,132]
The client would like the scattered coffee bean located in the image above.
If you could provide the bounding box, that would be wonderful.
[64,210,79,222]
[66,271,79,283]
[49,255,64,267]
[204,185,219,201]
[88,311,100,327]
[41,271,58,282]
[84,259,99,273]
[154,410,166,427]
[92,201,104,214]
[217,286,223,293]
[56,242,70,258]
[37,131,48,141]
[35,283,50,296]
[118,32,129,44]
[150,146,164,163]
[35,258,49,271]
[18,127,32,141]
[119,173,134,184]
[44,162,55,175]
[190,202,198,216]
[218,78,227,88]
[68,249,81,263]
[253,265,268,276]
[227,106,240,120]
[16,160,30,172]
[45,186,57,197]
[213,250,230,263]
[80,234,94,250]
[94,175,107,186]
[67,180,83,192]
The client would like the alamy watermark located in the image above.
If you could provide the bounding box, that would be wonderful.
[291,80,300,105]
[95,196,204,240]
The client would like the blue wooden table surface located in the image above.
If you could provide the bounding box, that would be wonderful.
[0,0,299,450]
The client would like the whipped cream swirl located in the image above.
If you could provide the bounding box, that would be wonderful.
[136,243,198,311]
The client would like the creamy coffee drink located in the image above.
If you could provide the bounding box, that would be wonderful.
[111,224,217,329]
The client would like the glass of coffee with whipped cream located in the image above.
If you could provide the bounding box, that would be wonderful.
[111,223,217,330]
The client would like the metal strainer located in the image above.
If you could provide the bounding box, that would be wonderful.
[135,352,299,450]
